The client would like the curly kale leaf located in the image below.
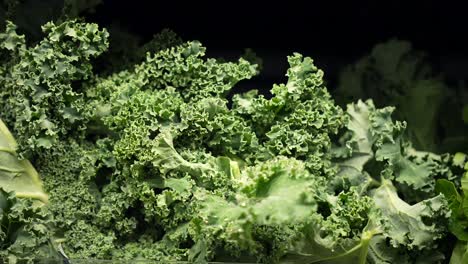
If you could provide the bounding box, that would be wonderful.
[337,40,449,152]
[0,20,108,157]
[329,100,454,263]
[373,179,449,250]
[193,157,374,263]
[333,100,455,202]
[232,53,346,171]
[0,189,59,263]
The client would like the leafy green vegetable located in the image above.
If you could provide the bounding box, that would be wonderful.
[336,39,468,153]
[0,189,58,263]
[0,19,109,157]
[0,120,48,203]
[373,179,448,249]
[435,153,468,263]
[0,19,465,264]
[0,119,58,263]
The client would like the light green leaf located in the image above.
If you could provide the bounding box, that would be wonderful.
[450,241,468,264]
[373,179,448,249]
[0,120,48,203]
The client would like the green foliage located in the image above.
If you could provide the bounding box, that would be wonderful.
[336,39,468,153]
[0,120,58,263]
[0,189,58,263]
[0,20,465,264]
[0,120,48,203]
[0,20,108,157]
[435,153,468,263]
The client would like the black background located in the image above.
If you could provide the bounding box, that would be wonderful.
[86,0,468,87]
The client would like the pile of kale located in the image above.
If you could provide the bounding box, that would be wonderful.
[0,14,467,264]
